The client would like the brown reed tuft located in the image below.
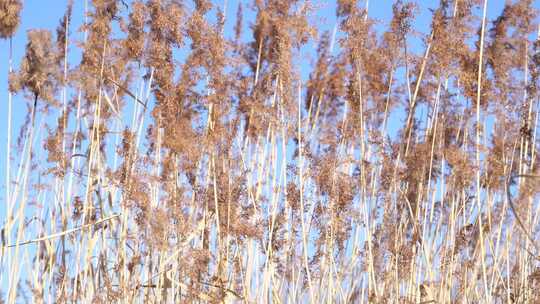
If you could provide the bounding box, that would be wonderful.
[0,0,21,38]
[9,29,59,103]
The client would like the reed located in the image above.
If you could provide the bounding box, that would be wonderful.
[1,0,540,303]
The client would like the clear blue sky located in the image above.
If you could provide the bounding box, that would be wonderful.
[0,0,537,232]
[2,0,540,300]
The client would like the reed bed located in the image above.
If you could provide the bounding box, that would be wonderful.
[1,0,540,303]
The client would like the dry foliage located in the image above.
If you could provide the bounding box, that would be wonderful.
[2,0,540,303]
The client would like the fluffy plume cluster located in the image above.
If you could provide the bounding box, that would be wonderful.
[0,0,21,38]
[9,29,59,103]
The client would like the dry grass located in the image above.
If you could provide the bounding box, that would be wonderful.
[1,0,540,303]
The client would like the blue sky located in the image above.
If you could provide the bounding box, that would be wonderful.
[2,0,537,247]
[2,0,540,300]
[1,0,538,235]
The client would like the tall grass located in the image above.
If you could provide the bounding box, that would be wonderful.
[1,0,540,303]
